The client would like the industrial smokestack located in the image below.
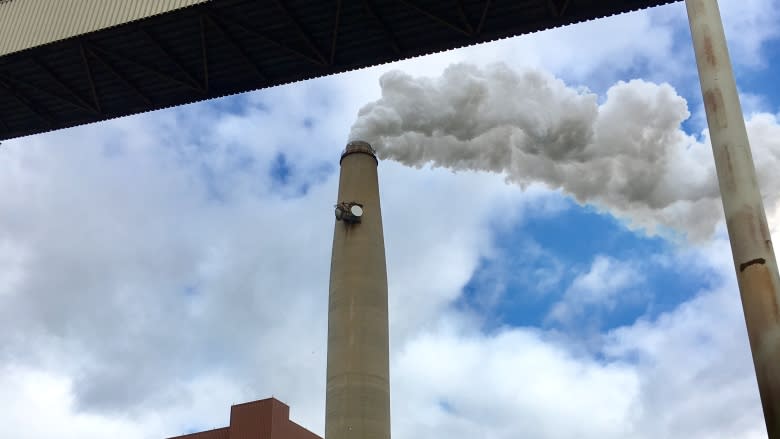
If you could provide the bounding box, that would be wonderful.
[325,141,391,439]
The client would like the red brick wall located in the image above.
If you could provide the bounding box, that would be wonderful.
[286,422,322,439]
[167,427,229,439]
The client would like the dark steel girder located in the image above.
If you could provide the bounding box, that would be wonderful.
[273,0,328,65]
[0,68,94,114]
[208,8,325,67]
[200,14,210,92]
[363,0,403,55]
[139,26,206,93]
[476,0,492,35]
[88,40,204,94]
[80,44,102,115]
[0,76,54,126]
[547,0,572,18]
[330,0,343,65]
[399,0,471,36]
[31,57,100,114]
[0,0,678,141]
[204,13,269,82]
[86,45,154,106]
[456,0,475,35]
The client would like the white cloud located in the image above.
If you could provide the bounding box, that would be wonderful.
[393,322,640,439]
[388,238,769,439]
[0,366,156,438]
[717,0,780,69]
[604,266,766,438]
[547,255,643,325]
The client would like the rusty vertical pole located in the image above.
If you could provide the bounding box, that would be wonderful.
[325,141,391,439]
[686,0,780,436]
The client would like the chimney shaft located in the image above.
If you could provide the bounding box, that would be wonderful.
[325,141,391,439]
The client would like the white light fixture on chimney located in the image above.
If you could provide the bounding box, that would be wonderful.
[335,202,364,223]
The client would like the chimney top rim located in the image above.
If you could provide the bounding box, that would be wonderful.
[341,140,378,165]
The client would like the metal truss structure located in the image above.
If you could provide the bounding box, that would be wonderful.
[0,0,674,140]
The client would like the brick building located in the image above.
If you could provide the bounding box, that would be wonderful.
[168,398,321,439]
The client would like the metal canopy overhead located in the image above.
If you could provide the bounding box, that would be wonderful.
[0,0,676,141]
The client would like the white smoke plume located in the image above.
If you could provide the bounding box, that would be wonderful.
[350,63,780,241]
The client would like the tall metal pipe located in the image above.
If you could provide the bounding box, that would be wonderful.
[325,140,391,439]
[686,1,780,435]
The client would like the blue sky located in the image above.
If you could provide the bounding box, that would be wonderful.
[0,1,778,438]
[457,199,715,332]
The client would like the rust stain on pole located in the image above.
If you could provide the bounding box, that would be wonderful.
[704,89,727,128]
[686,0,780,436]
[702,33,717,67]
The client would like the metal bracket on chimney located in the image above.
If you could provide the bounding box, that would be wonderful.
[335,201,364,223]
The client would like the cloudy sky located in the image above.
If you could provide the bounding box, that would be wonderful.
[2,1,780,438]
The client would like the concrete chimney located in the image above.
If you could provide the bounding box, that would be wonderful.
[325,141,391,439]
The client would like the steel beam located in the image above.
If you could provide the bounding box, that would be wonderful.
[455,0,475,35]
[89,41,202,93]
[205,14,268,81]
[210,9,325,67]
[139,27,205,93]
[86,47,153,106]
[273,0,328,65]
[363,0,402,55]
[547,0,571,17]
[686,1,780,436]
[330,0,343,65]
[31,57,100,114]
[475,0,492,35]
[0,71,93,115]
[200,14,209,92]
[80,44,102,115]
[399,0,471,36]
[0,76,53,126]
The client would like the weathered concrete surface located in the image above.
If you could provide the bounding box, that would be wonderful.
[686,1,780,436]
[325,141,391,439]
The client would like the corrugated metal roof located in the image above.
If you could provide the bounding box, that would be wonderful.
[0,0,679,141]
[0,0,207,56]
